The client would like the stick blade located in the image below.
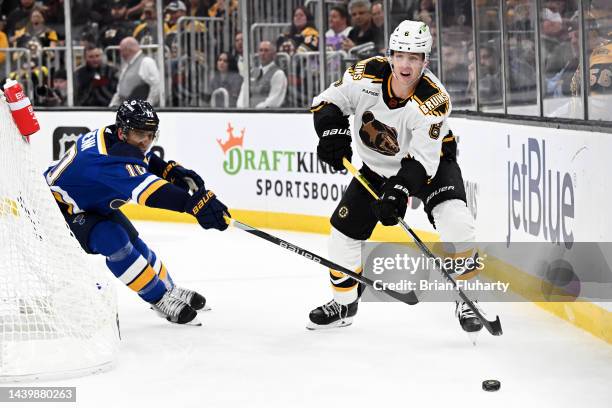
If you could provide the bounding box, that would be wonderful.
[384,289,419,305]
[484,315,503,336]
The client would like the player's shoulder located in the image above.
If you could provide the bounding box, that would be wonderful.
[411,69,451,118]
[591,41,612,65]
[346,56,389,84]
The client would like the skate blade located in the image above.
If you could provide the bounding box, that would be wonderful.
[166,316,202,326]
[151,307,203,326]
[306,317,353,331]
[183,317,202,326]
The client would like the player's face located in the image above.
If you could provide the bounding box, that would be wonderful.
[124,129,156,153]
[391,51,426,88]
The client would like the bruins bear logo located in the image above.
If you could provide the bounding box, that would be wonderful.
[359,111,400,156]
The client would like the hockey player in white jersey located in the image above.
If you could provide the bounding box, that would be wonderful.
[308,20,482,332]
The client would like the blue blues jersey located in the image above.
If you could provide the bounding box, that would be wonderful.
[45,126,168,215]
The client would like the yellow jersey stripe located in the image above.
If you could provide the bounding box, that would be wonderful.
[309,102,327,113]
[128,266,157,292]
[137,179,168,206]
[52,191,74,215]
[159,264,168,281]
[97,127,108,155]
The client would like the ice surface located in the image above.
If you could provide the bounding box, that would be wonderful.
[12,221,612,408]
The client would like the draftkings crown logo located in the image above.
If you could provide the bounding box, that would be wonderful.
[217,122,248,175]
[217,122,245,154]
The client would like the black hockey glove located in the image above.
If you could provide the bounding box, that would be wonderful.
[163,161,205,193]
[185,188,230,231]
[372,176,409,226]
[317,134,352,171]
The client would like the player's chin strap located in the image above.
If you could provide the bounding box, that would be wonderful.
[222,214,418,305]
[342,158,503,336]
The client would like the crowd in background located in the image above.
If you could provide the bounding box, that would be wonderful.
[0,0,610,120]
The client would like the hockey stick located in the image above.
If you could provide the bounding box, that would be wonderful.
[224,216,419,305]
[342,158,502,336]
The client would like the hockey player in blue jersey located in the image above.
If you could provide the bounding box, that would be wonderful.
[45,99,229,325]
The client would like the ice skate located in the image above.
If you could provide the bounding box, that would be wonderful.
[152,291,200,325]
[455,300,483,343]
[307,299,358,330]
[170,285,209,311]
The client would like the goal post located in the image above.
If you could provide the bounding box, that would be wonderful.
[0,89,120,382]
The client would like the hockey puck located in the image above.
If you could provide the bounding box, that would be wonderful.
[482,380,501,392]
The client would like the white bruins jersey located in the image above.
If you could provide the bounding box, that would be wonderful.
[312,56,452,178]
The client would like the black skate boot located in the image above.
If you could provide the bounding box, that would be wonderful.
[307,299,359,330]
[170,286,208,311]
[455,301,483,333]
[152,291,200,325]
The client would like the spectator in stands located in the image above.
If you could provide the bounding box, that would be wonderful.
[506,0,533,32]
[467,45,502,105]
[232,31,245,77]
[166,0,188,31]
[101,0,136,48]
[126,0,150,21]
[39,68,67,107]
[548,13,611,100]
[12,6,58,48]
[325,5,352,51]
[165,0,206,46]
[371,1,384,29]
[506,35,537,104]
[9,35,49,105]
[0,15,8,70]
[206,0,237,52]
[110,36,161,107]
[413,0,435,27]
[207,51,242,107]
[442,44,470,106]
[5,0,34,36]
[207,0,238,18]
[133,1,159,45]
[277,6,319,55]
[540,0,564,57]
[187,0,213,17]
[75,44,119,107]
[39,0,67,28]
[237,40,287,109]
[343,0,383,53]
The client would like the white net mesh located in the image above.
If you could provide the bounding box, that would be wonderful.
[0,90,119,382]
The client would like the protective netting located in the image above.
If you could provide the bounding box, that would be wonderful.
[0,90,119,381]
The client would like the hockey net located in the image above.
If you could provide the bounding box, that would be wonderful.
[0,90,119,381]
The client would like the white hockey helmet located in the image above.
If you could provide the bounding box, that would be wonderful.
[388,20,433,59]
